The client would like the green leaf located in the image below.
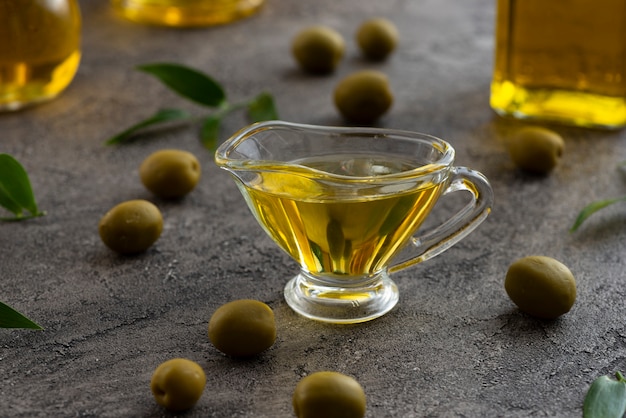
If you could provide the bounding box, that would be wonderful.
[247,92,279,122]
[0,186,23,216]
[105,108,192,145]
[137,63,227,108]
[0,154,43,219]
[583,373,626,418]
[200,114,221,151]
[0,301,42,329]
[570,196,626,232]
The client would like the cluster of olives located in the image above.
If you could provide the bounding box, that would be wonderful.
[151,299,367,417]
[501,127,574,318]
[151,299,276,411]
[292,18,398,124]
[96,149,207,411]
[98,149,201,255]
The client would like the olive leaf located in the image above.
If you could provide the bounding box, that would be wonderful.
[0,301,42,329]
[583,372,626,418]
[570,196,626,232]
[0,154,45,221]
[105,108,192,145]
[105,63,279,148]
[137,63,227,108]
[200,114,221,151]
[247,92,279,122]
[571,161,626,232]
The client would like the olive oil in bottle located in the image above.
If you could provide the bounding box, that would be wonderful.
[0,0,81,111]
[491,0,626,129]
[111,0,265,27]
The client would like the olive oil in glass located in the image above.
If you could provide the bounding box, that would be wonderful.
[491,0,626,128]
[242,155,446,277]
[111,0,265,27]
[0,0,81,111]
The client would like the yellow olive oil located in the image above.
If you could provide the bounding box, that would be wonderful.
[110,0,264,27]
[242,155,446,276]
[491,0,626,128]
[0,0,81,111]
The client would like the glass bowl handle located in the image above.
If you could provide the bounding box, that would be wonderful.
[389,167,494,273]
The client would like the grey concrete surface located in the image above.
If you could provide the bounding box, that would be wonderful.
[2,1,626,417]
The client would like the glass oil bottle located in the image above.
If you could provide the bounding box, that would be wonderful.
[491,0,626,129]
[111,0,265,27]
[0,0,81,111]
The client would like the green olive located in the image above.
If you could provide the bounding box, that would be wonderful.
[139,149,201,199]
[98,199,163,255]
[356,18,399,61]
[505,256,576,319]
[208,299,276,357]
[507,127,564,174]
[333,70,393,124]
[150,358,206,411]
[293,371,366,418]
[292,26,345,74]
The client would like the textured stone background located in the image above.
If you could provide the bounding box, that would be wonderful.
[2,1,626,417]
